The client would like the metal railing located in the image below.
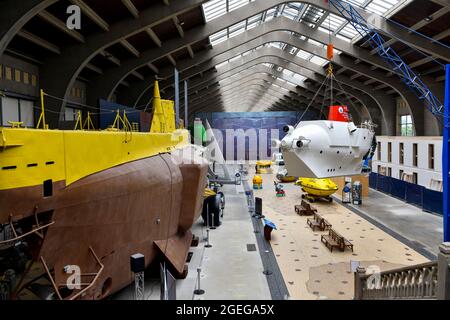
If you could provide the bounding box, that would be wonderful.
[355,243,450,300]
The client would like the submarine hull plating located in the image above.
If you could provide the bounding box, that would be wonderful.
[0,146,208,300]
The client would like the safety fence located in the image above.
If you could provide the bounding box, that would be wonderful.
[369,173,443,215]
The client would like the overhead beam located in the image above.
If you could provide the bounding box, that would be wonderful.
[147,63,159,74]
[100,50,121,66]
[120,39,140,57]
[172,16,185,38]
[86,63,103,74]
[69,0,110,31]
[0,0,58,56]
[17,30,60,54]
[112,16,436,107]
[146,28,162,47]
[370,5,450,56]
[167,54,177,66]
[131,70,144,80]
[187,45,195,59]
[122,0,140,19]
[39,0,207,128]
[38,10,85,43]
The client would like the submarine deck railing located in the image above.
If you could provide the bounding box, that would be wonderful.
[354,243,450,300]
[40,246,104,300]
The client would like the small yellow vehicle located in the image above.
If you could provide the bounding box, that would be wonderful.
[253,175,263,190]
[296,178,338,203]
[255,161,273,174]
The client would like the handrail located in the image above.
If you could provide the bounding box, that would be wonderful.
[360,261,438,280]
[69,246,104,300]
[359,261,439,299]
[40,246,104,301]
[0,213,55,245]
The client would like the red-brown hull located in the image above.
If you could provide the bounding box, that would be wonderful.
[0,149,208,299]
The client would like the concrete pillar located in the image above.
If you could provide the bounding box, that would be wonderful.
[437,242,450,300]
[354,266,366,300]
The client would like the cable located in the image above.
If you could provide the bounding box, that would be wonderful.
[295,73,329,126]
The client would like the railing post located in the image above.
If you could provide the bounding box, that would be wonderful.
[437,242,450,300]
[354,266,366,300]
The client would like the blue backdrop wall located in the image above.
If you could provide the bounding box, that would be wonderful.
[194,111,318,160]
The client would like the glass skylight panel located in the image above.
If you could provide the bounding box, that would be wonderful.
[301,5,325,26]
[310,56,328,66]
[366,0,397,15]
[228,0,249,12]
[202,0,226,22]
[215,60,229,69]
[307,39,323,47]
[268,42,284,49]
[282,69,294,77]
[338,23,359,38]
[321,13,346,32]
[293,73,307,82]
[229,55,241,63]
[296,49,312,60]
[343,0,367,7]
[263,8,277,22]
[228,20,246,37]
[336,34,351,42]
[283,7,299,20]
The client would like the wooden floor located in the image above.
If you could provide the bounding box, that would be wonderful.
[253,168,429,300]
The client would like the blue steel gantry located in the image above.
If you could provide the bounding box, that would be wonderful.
[328,0,449,241]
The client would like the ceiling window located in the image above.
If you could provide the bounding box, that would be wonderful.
[203,0,254,22]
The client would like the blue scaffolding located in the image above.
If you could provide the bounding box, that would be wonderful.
[329,0,444,117]
[329,0,449,241]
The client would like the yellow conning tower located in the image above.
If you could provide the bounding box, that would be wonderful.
[0,81,189,191]
[150,80,176,133]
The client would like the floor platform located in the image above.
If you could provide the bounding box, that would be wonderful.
[112,167,271,300]
[338,188,442,259]
[253,168,430,300]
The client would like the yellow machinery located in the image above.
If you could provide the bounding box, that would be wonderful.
[253,175,263,190]
[0,81,189,191]
[255,160,273,174]
[276,168,297,183]
[296,178,338,203]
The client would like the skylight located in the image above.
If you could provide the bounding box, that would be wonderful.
[202,0,254,22]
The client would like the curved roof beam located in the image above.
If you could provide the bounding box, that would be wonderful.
[147,48,384,132]
[181,65,343,115]
[186,71,355,118]
[35,0,207,125]
[113,27,410,132]
[188,73,361,123]
[162,46,406,135]
[120,15,437,101]
[173,64,365,120]
[0,0,57,56]
[106,17,424,114]
[167,58,371,125]
[31,0,445,129]
[189,78,322,112]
